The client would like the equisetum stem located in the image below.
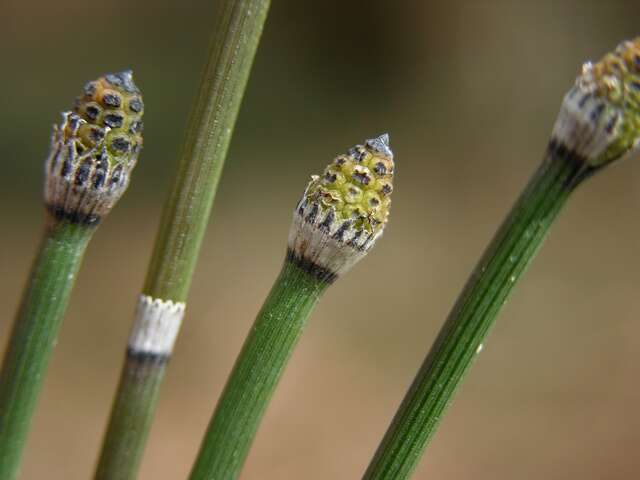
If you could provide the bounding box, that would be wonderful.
[0,70,143,480]
[95,1,270,477]
[0,220,93,479]
[145,0,270,301]
[189,257,329,480]
[364,145,586,480]
[365,36,640,479]
[189,135,396,479]
[94,351,166,477]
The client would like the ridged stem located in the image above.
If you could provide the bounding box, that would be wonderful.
[95,356,166,479]
[0,219,94,480]
[189,258,329,480]
[95,1,270,478]
[145,0,270,302]
[364,146,590,479]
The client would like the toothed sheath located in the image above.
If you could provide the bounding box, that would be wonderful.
[189,135,395,480]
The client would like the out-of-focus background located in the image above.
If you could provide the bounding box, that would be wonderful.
[2,1,640,478]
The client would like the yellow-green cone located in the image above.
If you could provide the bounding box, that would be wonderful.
[288,134,395,281]
[44,70,144,225]
[553,38,640,167]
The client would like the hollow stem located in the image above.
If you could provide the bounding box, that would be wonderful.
[94,353,166,480]
[189,257,330,480]
[189,134,396,479]
[95,1,270,478]
[145,0,270,302]
[364,145,589,480]
[0,219,94,479]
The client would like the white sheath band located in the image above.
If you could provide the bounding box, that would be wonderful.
[127,294,186,355]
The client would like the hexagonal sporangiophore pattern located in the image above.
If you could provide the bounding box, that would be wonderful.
[72,70,144,166]
[306,134,394,234]
[44,71,144,225]
[288,134,395,281]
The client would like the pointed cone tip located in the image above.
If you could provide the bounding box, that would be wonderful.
[366,133,393,158]
[104,70,139,94]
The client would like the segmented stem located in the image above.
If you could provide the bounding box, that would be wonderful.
[95,1,270,477]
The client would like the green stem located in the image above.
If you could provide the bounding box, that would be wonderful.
[189,258,330,480]
[0,219,94,480]
[144,0,270,302]
[94,356,166,480]
[95,1,270,478]
[364,146,589,480]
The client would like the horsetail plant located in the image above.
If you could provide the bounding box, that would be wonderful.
[364,38,640,480]
[189,134,395,480]
[0,71,144,480]
[94,1,270,478]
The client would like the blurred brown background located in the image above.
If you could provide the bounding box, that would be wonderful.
[2,0,640,478]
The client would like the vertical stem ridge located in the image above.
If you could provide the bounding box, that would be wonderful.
[0,220,94,479]
[189,259,329,480]
[94,357,167,479]
[144,0,271,302]
[364,148,586,479]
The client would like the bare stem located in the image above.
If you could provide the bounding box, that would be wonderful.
[364,147,585,479]
[189,258,329,480]
[0,220,93,479]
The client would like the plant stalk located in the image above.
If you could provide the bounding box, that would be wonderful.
[0,219,94,479]
[189,134,396,479]
[95,1,270,478]
[364,35,640,479]
[0,69,143,479]
[364,145,589,479]
[189,257,330,480]
[95,353,166,477]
